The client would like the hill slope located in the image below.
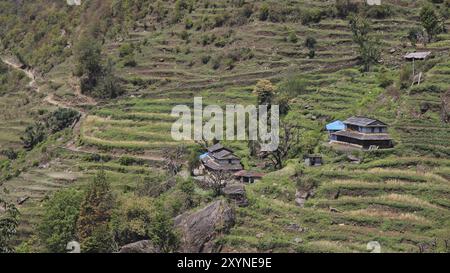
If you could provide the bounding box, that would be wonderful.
[1,0,450,253]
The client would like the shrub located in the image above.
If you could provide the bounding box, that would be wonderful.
[365,5,392,19]
[301,8,323,25]
[111,196,154,246]
[241,4,254,18]
[305,36,317,49]
[0,148,18,160]
[288,32,298,43]
[46,108,80,134]
[118,43,134,58]
[201,55,211,64]
[211,56,222,70]
[0,199,19,253]
[184,17,193,29]
[335,0,360,18]
[21,122,46,151]
[408,27,425,45]
[259,4,270,21]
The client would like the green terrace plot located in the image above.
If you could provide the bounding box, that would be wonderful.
[222,161,450,253]
[0,66,50,150]
[80,89,257,152]
[109,1,429,97]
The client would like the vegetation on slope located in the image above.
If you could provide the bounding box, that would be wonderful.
[1,0,450,253]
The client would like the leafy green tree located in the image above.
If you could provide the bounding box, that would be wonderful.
[75,34,123,99]
[95,58,124,99]
[420,4,444,42]
[75,34,102,92]
[38,189,83,253]
[349,15,380,72]
[77,170,116,253]
[151,203,179,253]
[0,198,19,253]
[21,122,46,151]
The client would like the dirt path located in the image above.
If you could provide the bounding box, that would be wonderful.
[1,57,40,93]
[1,56,96,111]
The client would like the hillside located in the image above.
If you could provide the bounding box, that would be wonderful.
[1,0,450,253]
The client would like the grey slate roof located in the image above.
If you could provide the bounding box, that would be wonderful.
[332,130,392,141]
[343,116,387,127]
[207,143,231,153]
[202,155,243,171]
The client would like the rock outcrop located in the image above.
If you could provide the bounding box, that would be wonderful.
[222,183,249,207]
[119,240,160,253]
[174,199,235,253]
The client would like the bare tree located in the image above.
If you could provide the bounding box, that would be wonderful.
[163,146,186,176]
[262,122,301,170]
[206,170,233,197]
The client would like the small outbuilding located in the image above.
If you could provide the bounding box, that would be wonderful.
[234,170,265,183]
[304,155,323,167]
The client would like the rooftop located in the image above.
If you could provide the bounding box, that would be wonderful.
[326,120,345,131]
[344,116,387,127]
[234,170,265,178]
[202,155,243,171]
[207,143,232,153]
[404,51,432,60]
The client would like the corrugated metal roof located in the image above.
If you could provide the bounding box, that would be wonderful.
[326,120,345,131]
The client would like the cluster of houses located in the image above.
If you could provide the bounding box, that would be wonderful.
[194,116,393,183]
[196,143,265,183]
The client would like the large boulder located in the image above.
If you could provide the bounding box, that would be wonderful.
[119,240,160,253]
[222,183,249,207]
[174,200,235,253]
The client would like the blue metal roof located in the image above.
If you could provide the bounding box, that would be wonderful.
[326,120,345,131]
[199,152,209,159]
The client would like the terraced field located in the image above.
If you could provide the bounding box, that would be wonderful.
[1,0,450,253]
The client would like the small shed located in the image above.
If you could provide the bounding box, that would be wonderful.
[234,170,265,183]
[304,155,323,167]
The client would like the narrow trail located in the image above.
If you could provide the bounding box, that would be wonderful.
[1,56,165,163]
[1,57,40,93]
